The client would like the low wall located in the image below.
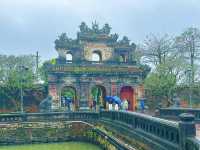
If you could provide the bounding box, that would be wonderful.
[158,108,200,122]
[100,110,200,150]
[0,112,99,123]
[0,120,131,150]
[100,110,179,150]
[0,111,199,150]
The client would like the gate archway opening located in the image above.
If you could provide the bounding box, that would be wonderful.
[61,86,78,110]
[91,85,106,109]
[66,52,73,62]
[120,86,135,111]
[119,54,127,63]
[92,51,102,62]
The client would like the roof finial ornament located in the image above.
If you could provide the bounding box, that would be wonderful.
[79,22,88,33]
[92,20,99,33]
[102,23,111,34]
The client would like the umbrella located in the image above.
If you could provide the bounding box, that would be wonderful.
[65,97,72,104]
[105,96,114,103]
[112,96,122,105]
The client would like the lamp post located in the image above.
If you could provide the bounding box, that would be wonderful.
[19,65,29,113]
[185,69,192,108]
[20,80,23,113]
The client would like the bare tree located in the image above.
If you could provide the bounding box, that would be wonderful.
[175,27,200,83]
[139,34,187,79]
[140,34,175,66]
[140,34,187,107]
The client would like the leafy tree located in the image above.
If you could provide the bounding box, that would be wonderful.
[0,55,37,111]
[38,60,51,84]
[61,87,76,99]
[144,63,177,107]
[0,55,36,87]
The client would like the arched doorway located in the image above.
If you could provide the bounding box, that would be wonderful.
[61,86,78,110]
[66,52,73,63]
[119,54,127,62]
[92,51,102,62]
[91,85,106,109]
[120,86,134,111]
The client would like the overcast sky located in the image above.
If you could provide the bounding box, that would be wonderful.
[0,0,200,61]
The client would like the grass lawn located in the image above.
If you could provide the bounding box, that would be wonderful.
[0,142,102,150]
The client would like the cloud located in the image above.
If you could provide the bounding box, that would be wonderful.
[0,0,200,60]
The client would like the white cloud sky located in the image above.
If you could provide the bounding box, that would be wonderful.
[0,0,200,60]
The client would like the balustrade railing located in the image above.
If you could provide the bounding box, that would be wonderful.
[57,60,137,66]
[0,110,199,150]
[0,112,99,123]
[158,108,200,122]
[100,110,180,150]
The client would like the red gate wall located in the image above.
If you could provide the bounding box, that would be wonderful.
[120,86,134,111]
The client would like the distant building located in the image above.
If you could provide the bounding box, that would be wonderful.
[46,22,150,111]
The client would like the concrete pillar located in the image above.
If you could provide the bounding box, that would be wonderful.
[75,83,81,109]
[179,113,196,150]
[49,83,60,110]
[79,82,90,111]
[111,81,117,96]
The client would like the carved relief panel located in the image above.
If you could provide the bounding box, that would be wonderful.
[84,42,113,61]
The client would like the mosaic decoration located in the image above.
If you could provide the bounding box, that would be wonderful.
[50,65,142,74]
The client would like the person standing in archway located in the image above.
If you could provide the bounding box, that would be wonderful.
[65,97,70,111]
[123,99,128,111]
[89,101,93,111]
[128,100,131,110]
[114,103,119,111]
[61,96,65,107]
[93,100,96,111]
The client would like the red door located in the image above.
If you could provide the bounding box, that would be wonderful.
[120,86,134,111]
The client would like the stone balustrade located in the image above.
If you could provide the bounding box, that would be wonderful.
[0,112,99,122]
[100,110,180,150]
[0,110,199,150]
[100,110,200,150]
[158,108,200,122]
